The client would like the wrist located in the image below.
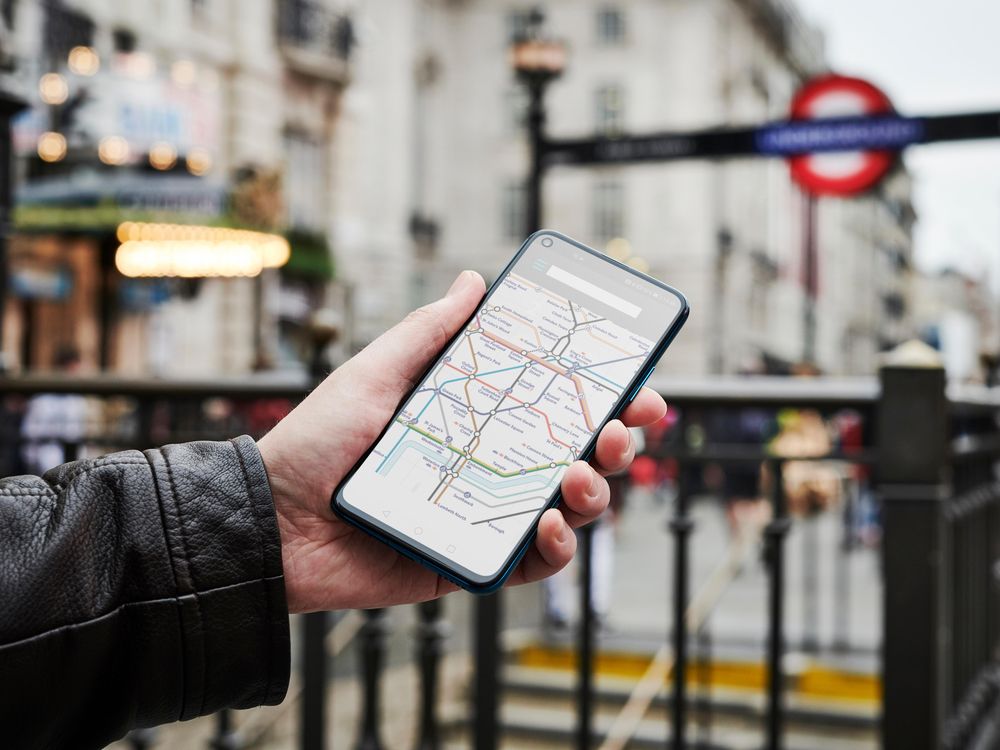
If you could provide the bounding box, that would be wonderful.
[257,436,312,613]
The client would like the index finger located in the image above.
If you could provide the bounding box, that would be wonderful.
[619,387,666,427]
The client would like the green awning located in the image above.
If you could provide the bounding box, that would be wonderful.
[282,229,335,281]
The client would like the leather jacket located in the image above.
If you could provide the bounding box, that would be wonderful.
[0,436,290,749]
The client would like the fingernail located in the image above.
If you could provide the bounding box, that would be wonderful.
[621,431,634,460]
[447,271,472,297]
[585,473,601,501]
[557,521,570,544]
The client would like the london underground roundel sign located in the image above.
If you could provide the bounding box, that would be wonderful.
[789,74,895,196]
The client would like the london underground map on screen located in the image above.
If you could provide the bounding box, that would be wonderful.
[340,235,684,579]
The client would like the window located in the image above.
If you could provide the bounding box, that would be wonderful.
[504,87,528,133]
[284,131,326,231]
[43,4,94,60]
[112,28,136,53]
[502,181,527,241]
[592,180,624,243]
[506,9,535,43]
[596,7,625,45]
[595,84,624,135]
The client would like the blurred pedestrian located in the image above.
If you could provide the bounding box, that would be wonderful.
[712,407,774,537]
[20,344,90,473]
[771,408,840,516]
[543,427,645,633]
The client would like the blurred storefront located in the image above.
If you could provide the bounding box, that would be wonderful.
[0,0,351,375]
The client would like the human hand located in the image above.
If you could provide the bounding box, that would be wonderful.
[257,271,667,612]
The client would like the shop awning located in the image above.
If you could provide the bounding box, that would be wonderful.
[13,174,335,281]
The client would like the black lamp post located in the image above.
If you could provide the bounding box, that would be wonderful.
[509,8,566,236]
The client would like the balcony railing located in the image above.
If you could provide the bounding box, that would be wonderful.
[276,0,353,82]
[2,358,1000,749]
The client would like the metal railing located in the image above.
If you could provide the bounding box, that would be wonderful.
[3,358,1000,749]
[276,0,353,63]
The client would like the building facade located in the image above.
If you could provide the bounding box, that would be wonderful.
[335,0,916,375]
[1,0,350,376]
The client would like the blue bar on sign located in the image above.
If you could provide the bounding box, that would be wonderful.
[755,115,925,155]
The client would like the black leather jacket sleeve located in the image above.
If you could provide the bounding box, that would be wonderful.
[0,435,291,750]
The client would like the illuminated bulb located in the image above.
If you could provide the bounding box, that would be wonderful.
[38,73,68,105]
[120,51,156,79]
[114,223,287,277]
[171,60,197,88]
[37,132,67,162]
[98,135,129,165]
[186,148,212,176]
[68,46,100,76]
[149,142,177,170]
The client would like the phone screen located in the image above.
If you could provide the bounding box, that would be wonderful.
[337,232,686,583]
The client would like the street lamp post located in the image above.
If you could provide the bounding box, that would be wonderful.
[509,8,566,236]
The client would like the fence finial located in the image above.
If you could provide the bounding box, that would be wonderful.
[881,339,944,369]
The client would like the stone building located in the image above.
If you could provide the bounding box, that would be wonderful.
[1,0,350,375]
[334,0,916,375]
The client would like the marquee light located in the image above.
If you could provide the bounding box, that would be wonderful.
[115,222,291,278]
[98,135,129,165]
[68,46,100,76]
[39,73,68,104]
[37,131,67,162]
[149,141,177,170]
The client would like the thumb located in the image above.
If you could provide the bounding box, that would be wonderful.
[351,270,486,394]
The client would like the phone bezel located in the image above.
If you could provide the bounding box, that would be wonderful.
[331,229,690,593]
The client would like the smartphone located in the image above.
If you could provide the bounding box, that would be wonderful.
[331,230,689,593]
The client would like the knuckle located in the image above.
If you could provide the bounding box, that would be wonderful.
[404,305,450,352]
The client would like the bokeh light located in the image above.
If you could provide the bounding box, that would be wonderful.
[67,46,100,76]
[119,51,156,79]
[606,237,632,261]
[186,148,212,176]
[115,222,291,278]
[37,132,67,162]
[148,142,177,170]
[98,135,129,165]
[38,73,68,105]
[171,60,197,88]
[626,256,650,274]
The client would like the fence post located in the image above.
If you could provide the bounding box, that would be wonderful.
[355,609,388,750]
[576,522,595,750]
[414,599,448,750]
[669,474,694,749]
[878,342,949,750]
[209,710,240,750]
[473,591,502,750]
[764,458,788,750]
[300,612,328,750]
[127,728,157,749]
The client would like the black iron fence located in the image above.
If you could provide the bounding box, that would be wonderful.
[2,354,999,749]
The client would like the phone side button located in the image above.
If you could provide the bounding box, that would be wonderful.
[626,369,654,404]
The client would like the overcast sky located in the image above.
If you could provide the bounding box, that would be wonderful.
[794,0,1000,283]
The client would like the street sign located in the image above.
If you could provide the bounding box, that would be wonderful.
[540,110,1000,168]
[787,74,895,196]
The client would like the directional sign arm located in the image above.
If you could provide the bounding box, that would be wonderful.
[921,111,1000,144]
[541,110,1000,167]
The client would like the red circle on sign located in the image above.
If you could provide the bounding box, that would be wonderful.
[789,74,895,196]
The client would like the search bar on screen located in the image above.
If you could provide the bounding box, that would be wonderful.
[546,264,642,318]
